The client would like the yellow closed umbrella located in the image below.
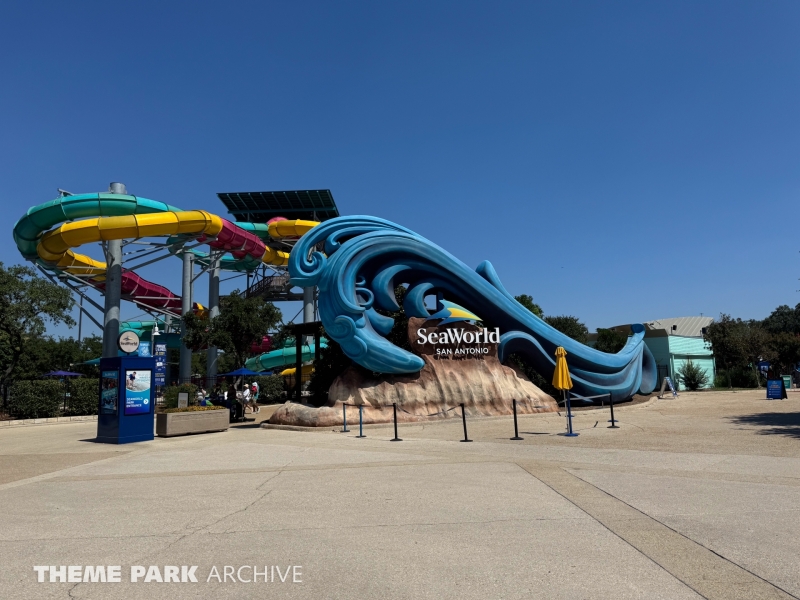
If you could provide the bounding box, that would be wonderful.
[552,347,578,436]
[552,347,573,391]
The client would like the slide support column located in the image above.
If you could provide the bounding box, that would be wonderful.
[206,256,220,383]
[101,182,125,358]
[179,250,194,384]
[303,286,315,341]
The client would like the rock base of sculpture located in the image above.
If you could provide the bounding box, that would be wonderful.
[267,354,558,428]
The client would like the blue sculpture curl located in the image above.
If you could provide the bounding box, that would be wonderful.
[289,216,656,401]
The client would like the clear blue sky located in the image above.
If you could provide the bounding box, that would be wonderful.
[2,1,798,338]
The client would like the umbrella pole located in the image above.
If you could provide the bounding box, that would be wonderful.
[564,389,578,437]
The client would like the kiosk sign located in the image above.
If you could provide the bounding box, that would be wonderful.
[100,370,119,415]
[154,343,167,386]
[124,370,152,415]
[118,331,140,354]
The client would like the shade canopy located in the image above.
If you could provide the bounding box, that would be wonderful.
[218,367,262,377]
[551,347,573,391]
[43,370,82,377]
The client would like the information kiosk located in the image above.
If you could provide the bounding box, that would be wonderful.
[96,355,156,444]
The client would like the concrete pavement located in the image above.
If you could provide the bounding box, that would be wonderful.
[0,390,798,599]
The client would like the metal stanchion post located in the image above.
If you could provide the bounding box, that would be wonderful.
[390,403,402,442]
[356,404,366,438]
[460,403,472,442]
[608,394,619,429]
[342,403,349,433]
[510,398,523,440]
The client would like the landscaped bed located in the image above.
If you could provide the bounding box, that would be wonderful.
[155,406,229,437]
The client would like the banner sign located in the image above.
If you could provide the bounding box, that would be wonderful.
[124,370,152,415]
[154,343,167,386]
[137,341,151,357]
[100,370,119,415]
[658,376,679,399]
[767,379,787,400]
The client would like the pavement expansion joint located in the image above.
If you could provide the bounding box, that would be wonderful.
[516,460,798,600]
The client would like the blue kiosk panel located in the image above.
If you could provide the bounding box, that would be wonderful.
[97,356,155,444]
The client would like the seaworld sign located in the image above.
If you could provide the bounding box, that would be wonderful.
[416,326,500,356]
[417,327,500,346]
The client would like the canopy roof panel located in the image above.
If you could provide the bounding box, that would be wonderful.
[217,190,339,223]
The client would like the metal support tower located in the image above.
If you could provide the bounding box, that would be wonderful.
[179,250,194,383]
[101,182,126,358]
[303,286,315,340]
[206,256,220,382]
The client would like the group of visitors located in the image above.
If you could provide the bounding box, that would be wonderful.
[194,380,260,413]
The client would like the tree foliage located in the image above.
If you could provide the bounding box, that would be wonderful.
[703,314,746,389]
[763,304,800,336]
[0,263,76,386]
[544,315,589,344]
[10,335,103,381]
[183,290,282,369]
[594,328,628,354]
[514,294,544,318]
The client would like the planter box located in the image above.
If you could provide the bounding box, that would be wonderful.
[156,410,229,437]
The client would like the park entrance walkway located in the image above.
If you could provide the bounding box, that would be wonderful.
[0,390,798,599]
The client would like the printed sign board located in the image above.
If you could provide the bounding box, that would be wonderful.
[124,370,152,415]
[118,331,140,354]
[177,392,189,409]
[767,379,787,400]
[137,341,151,357]
[658,376,679,399]
[99,370,119,415]
[154,343,167,386]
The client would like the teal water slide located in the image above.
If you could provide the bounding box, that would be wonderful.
[245,339,327,372]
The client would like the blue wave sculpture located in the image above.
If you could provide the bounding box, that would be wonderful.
[289,216,656,401]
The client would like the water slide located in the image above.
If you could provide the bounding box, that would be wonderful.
[245,339,327,372]
[14,193,319,369]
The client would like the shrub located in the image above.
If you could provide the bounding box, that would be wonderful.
[162,405,226,413]
[251,375,284,403]
[8,380,63,419]
[163,383,198,409]
[714,368,759,389]
[66,378,99,416]
[677,360,710,391]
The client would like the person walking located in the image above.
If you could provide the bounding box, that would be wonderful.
[242,383,254,413]
[226,380,242,421]
[251,381,260,413]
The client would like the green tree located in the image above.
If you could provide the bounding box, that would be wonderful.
[0,263,75,387]
[183,290,282,369]
[594,328,628,354]
[763,304,800,335]
[514,294,544,318]
[740,321,771,388]
[769,332,800,376]
[703,314,747,390]
[544,315,589,344]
